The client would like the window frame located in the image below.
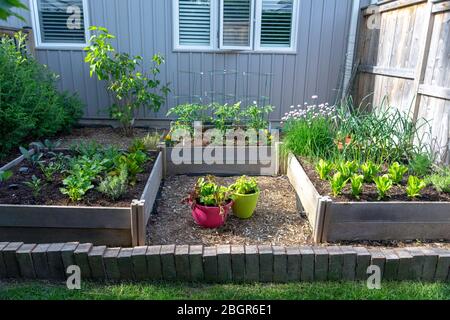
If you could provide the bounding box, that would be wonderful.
[254,0,300,53]
[29,0,91,50]
[173,0,218,51]
[219,0,255,51]
[173,0,299,53]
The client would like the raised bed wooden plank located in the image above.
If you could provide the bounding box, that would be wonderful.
[0,205,131,229]
[0,227,132,247]
[0,149,35,172]
[141,152,163,223]
[286,154,321,231]
[164,146,278,176]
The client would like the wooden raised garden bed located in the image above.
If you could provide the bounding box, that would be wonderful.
[161,144,282,176]
[0,148,163,247]
[286,154,450,243]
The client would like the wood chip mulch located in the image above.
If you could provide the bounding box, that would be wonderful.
[147,175,313,246]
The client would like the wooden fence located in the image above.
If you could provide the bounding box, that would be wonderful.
[353,0,450,164]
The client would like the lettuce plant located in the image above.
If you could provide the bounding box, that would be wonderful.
[350,174,364,199]
[315,159,333,180]
[230,176,259,195]
[388,162,408,184]
[330,172,348,197]
[361,161,380,183]
[406,176,427,199]
[374,175,393,200]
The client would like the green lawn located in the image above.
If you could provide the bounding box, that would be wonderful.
[0,281,449,300]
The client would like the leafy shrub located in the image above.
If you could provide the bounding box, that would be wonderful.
[406,176,427,199]
[230,176,259,195]
[85,26,170,136]
[98,166,128,200]
[0,32,83,158]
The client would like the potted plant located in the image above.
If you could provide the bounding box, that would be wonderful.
[184,176,234,229]
[230,176,260,219]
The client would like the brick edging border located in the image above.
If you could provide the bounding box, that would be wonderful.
[1,242,449,283]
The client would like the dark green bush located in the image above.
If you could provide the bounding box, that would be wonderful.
[0,33,83,158]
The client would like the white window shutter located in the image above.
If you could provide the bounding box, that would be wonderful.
[220,0,254,50]
[177,0,213,48]
[256,0,298,51]
[36,0,86,44]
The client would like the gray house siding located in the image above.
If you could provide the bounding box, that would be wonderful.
[2,0,356,124]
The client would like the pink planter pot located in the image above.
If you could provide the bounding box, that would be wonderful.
[191,202,233,229]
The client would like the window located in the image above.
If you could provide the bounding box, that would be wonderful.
[30,0,90,48]
[174,0,299,52]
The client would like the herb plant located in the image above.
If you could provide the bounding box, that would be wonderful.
[409,152,433,177]
[406,176,427,199]
[141,132,161,151]
[60,171,94,202]
[426,167,450,194]
[230,176,259,195]
[98,165,128,200]
[315,159,333,180]
[24,175,42,198]
[330,172,348,197]
[373,175,393,200]
[350,174,364,200]
[388,162,408,184]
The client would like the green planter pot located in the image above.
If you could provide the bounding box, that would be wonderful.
[232,191,260,219]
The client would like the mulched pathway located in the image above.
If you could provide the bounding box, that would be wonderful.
[147,175,313,246]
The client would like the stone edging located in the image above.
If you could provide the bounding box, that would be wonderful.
[1,242,449,283]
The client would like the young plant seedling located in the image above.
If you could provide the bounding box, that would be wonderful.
[315,159,333,180]
[373,175,393,200]
[20,147,43,167]
[350,174,364,200]
[336,160,358,180]
[361,161,381,183]
[24,175,43,198]
[39,162,62,183]
[406,176,427,199]
[330,172,348,197]
[388,162,408,184]
[60,172,94,202]
[0,170,13,183]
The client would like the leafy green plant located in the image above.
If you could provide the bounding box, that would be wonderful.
[187,176,233,209]
[373,175,393,200]
[388,162,408,184]
[230,176,259,195]
[167,103,210,132]
[409,152,433,177]
[426,167,450,194]
[0,32,82,158]
[70,141,103,159]
[0,0,28,21]
[98,165,128,200]
[406,176,427,199]
[116,151,149,185]
[32,139,62,152]
[212,102,242,134]
[315,159,333,180]
[0,170,13,183]
[361,161,381,183]
[85,26,170,136]
[336,160,359,180]
[23,175,42,198]
[350,174,364,200]
[19,147,43,167]
[241,103,274,131]
[39,162,62,183]
[60,172,94,202]
[330,172,348,197]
